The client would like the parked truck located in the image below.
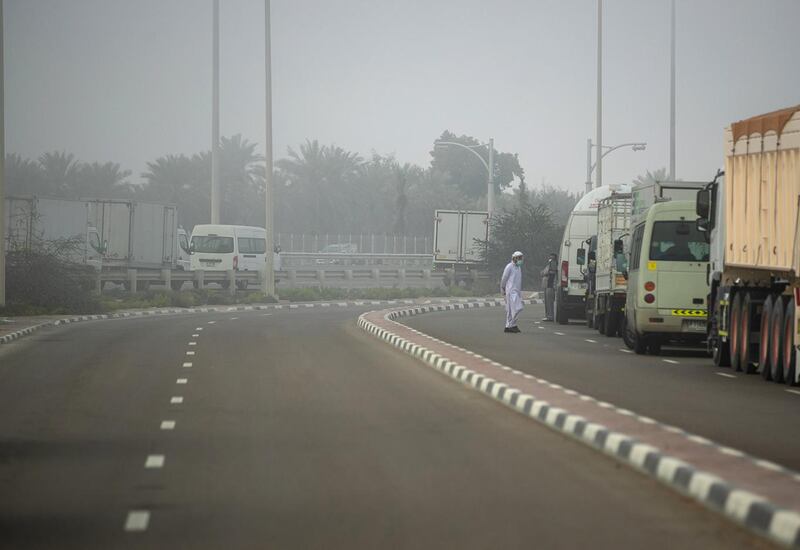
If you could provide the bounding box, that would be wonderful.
[695,105,800,385]
[4,196,102,267]
[622,180,708,354]
[433,210,488,286]
[590,192,632,336]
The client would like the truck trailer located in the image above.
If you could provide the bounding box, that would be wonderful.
[433,210,488,286]
[696,105,800,385]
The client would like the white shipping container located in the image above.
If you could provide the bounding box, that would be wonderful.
[433,210,488,265]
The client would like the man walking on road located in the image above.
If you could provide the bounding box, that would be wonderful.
[501,251,524,333]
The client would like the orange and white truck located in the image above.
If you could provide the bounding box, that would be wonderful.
[696,105,800,384]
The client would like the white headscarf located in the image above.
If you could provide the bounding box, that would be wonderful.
[512,251,524,259]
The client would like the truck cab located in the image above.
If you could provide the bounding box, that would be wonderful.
[624,200,710,354]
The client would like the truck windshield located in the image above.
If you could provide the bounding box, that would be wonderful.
[649,222,709,262]
[192,235,234,253]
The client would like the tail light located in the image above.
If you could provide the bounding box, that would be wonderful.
[795,287,800,306]
[561,260,569,287]
[233,255,239,270]
[644,293,656,304]
[644,281,656,291]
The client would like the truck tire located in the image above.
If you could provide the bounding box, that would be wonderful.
[759,295,774,380]
[741,292,756,374]
[769,296,786,383]
[555,294,568,325]
[782,299,797,385]
[604,310,618,338]
[730,293,743,371]
[710,295,731,367]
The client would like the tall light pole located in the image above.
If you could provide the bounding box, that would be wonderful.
[595,0,603,189]
[434,139,495,216]
[262,0,275,297]
[669,0,676,180]
[210,0,221,224]
[0,0,5,307]
[585,140,646,192]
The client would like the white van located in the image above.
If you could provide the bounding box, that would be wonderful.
[555,183,630,324]
[190,224,281,289]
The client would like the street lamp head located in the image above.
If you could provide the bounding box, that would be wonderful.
[632,143,647,151]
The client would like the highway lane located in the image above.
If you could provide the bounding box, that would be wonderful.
[405,303,800,473]
[0,307,766,548]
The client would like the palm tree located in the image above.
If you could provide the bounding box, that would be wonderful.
[633,167,669,186]
[5,153,44,196]
[38,151,80,196]
[75,162,132,198]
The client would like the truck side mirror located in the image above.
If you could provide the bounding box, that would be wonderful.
[576,248,586,266]
[587,250,596,262]
[613,238,624,254]
[615,253,628,273]
[696,218,709,233]
[696,189,710,218]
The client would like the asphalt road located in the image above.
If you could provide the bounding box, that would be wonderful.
[406,303,800,472]
[0,306,767,549]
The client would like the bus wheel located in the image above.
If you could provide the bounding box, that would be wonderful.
[632,331,647,355]
[769,297,787,383]
[782,298,797,385]
[759,295,774,380]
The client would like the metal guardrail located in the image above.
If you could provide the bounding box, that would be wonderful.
[280,252,434,268]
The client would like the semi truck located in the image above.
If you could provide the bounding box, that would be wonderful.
[433,209,488,286]
[695,105,800,385]
[622,180,708,354]
[589,192,632,336]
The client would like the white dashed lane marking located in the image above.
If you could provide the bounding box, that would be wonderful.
[192,333,199,337]
[620,348,633,354]
[170,396,184,404]
[160,420,176,430]
[207,321,216,325]
[716,372,737,379]
[662,359,680,364]
[554,331,565,336]
[786,389,800,396]
[145,455,165,469]
[124,510,150,532]
[176,378,188,384]
[182,362,192,368]
[230,317,239,320]
[196,327,203,331]
[186,351,195,356]
[585,339,597,343]
[188,342,197,346]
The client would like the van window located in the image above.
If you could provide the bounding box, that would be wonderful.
[238,238,266,254]
[179,233,190,253]
[193,235,234,253]
[630,224,645,270]
[649,221,710,262]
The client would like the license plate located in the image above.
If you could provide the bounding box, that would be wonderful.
[683,319,706,332]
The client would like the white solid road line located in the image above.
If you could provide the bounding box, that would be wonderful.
[176,378,188,384]
[145,455,165,469]
[716,372,737,379]
[170,396,184,404]
[124,510,150,532]
[786,389,800,396]
[160,420,176,430]
[662,359,680,364]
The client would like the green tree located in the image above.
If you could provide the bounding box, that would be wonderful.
[38,151,80,196]
[5,153,44,196]
[633,167,668,186]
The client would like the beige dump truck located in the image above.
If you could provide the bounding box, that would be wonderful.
[696,105,800,385]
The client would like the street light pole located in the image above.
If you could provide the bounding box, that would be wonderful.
[585,138,593,195]
[0,0,5,307]
[596,0,603,189]
[262,0,275,297]
[210,0,221,224]
[669,0,676,180]
[585,140,647,190]
[487,137,494,216]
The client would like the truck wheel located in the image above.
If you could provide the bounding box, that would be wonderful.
[730,293,743,371]
[632,331,647,355]
[741,292,756,374]
[769,297,786,383]
[596,314,606,334]
[782,299,797,385]
[604,310,618,338]
[759,295,774,380]
[710,298,731,367]
[555,295,568,325]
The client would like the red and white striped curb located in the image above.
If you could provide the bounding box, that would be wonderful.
[358,301,800,548]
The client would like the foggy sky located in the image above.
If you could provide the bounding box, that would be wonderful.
[6,0,800,193]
